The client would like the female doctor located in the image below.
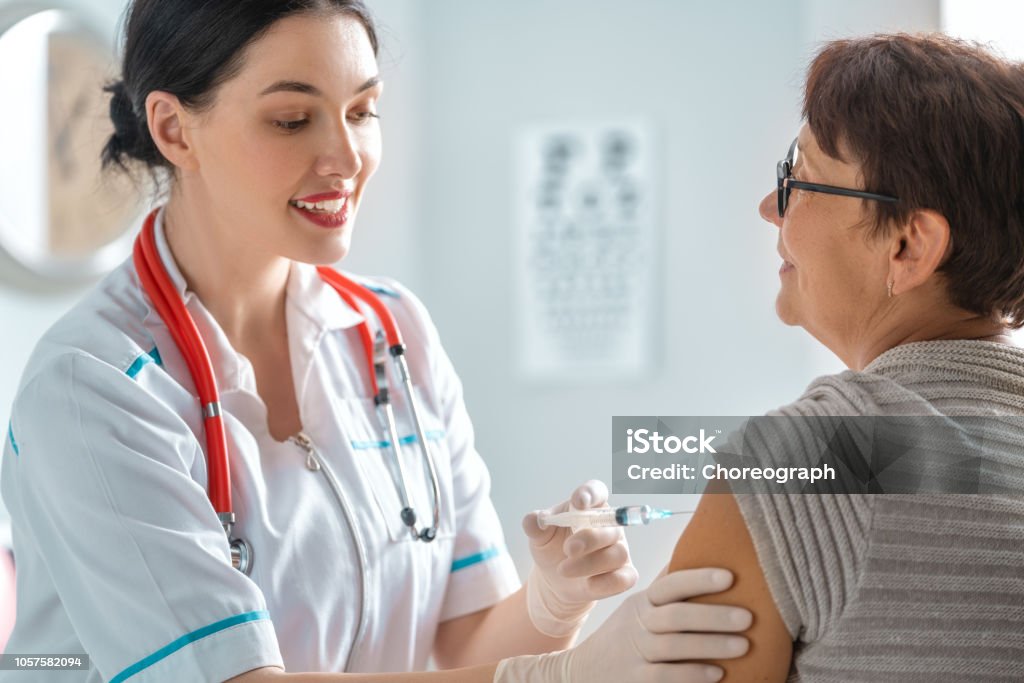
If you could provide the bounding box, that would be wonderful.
[0,1,752,682]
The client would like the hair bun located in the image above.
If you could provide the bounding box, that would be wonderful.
[106,81,139,149]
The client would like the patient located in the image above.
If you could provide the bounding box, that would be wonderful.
[669,33,1024,681]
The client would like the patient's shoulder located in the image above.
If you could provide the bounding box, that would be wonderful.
[669,487,793,682]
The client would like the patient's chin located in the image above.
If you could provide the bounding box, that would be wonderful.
[775,295,800,326]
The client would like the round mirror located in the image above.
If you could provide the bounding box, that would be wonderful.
[0,7,142,286]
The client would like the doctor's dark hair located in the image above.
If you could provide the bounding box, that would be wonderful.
[803,33,1024,328]
[101,0,378,175]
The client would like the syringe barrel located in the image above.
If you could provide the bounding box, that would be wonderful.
[537,505,654,529]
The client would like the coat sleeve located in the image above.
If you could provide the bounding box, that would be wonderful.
[3,351,283,682]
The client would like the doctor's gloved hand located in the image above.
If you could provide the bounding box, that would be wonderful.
[522,480,638,638]
[495,568,752,683]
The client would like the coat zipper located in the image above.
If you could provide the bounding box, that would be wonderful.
[289,431,368,671]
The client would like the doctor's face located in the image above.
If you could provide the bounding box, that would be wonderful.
[758,126,891,352]
[185,12,382,264]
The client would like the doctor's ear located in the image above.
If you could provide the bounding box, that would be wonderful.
[888,208,950,295]
[145,91,199,172]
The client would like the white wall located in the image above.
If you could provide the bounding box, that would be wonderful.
[0,0,943,648]
[942,0,1024,60]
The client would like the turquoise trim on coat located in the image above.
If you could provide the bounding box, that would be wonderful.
[110,610,270,682]
[361,283,399,298]
[350,429,446,451]
[125,346,163,379]
[451,546,501,573]
[7,421,18,457]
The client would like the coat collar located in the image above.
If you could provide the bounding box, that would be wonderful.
[139,205,366,396]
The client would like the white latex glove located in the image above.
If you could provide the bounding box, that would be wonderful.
[495,567,752,683]
[522,480,638,637]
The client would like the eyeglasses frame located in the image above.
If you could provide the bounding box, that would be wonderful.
[776,137,899,218]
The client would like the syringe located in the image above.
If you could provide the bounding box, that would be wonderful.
[537,504,692,530]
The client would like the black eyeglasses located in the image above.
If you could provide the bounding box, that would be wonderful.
[776,137,899,217]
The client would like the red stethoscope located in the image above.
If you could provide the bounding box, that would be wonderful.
[132,209,442,575]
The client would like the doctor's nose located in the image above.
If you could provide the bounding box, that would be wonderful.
[314,125,364,179]
[758,189,782,229]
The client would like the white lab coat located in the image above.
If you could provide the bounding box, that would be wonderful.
[0,207,520,682]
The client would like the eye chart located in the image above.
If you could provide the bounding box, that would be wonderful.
[515,121,658,381]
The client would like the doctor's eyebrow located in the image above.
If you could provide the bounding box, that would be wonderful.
[258,76,381,98]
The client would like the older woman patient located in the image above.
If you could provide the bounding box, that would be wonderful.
[670,34,1024,681]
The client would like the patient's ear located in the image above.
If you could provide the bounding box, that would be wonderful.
[669,486,793,682]
[887,208,950,297]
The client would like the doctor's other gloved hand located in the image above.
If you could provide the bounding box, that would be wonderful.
[522,480,637,638]
[495,567,752,683]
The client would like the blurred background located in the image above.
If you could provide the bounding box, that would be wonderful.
[0,0,1020,650]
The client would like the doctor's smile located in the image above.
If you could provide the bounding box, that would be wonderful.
[288,190,353,229]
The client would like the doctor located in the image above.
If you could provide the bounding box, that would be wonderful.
[0,1,751,682]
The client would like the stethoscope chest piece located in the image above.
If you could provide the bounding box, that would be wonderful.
[219,511,253,575]
[231,537,254,575]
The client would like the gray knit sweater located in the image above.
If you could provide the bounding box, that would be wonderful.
[734,340,1024,682]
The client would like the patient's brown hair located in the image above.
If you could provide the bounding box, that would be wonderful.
[804,33,1024,328]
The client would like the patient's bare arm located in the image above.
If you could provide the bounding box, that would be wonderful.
[669,485,793,682]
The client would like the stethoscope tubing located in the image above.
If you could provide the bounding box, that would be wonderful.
[133,216,234,517]
[133,209,443,571]
[317,266,402,351]
[317,267,443,541]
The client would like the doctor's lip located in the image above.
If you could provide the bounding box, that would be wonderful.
[293,190,352,203]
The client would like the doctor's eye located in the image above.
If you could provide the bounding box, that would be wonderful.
[272,118,310,132]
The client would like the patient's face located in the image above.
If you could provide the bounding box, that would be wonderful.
[758,125,892,355]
